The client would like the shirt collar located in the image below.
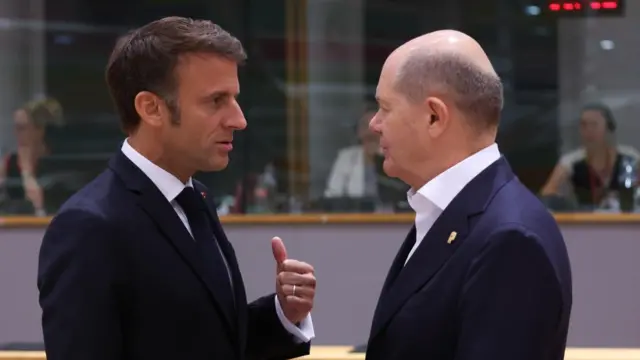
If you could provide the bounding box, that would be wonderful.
[121,139,193,202]
[408,143,501,213]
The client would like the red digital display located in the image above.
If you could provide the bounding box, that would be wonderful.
[547,0,624,15]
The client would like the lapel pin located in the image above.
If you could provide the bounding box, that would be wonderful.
[201,192,206,199]
[447,231,457,244]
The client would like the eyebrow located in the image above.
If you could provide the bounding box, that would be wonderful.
[203,91,238,101]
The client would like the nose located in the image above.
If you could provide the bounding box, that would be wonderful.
[369,112,382,134]
[228,99,247,130]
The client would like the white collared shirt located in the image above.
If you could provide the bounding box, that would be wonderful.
[405,143,502,264]
[121,140,315,342]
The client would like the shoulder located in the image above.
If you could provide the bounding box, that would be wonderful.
[46,171,125,239]
[477,181,568,260]
[467,218,568,283]
[336,145,362,159]
[483,180,563,245]
[558,148,585,169]
[464,221,570,301]
[41,169,135,259]
[4,152,17,164]
[52,168,134,232]
[617,144,640,160]
[2,152,18,172]
[40,205,119,271]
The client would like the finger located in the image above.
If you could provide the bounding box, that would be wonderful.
[278,272,316,288]
[281,259,314,274]
[281,284,315,299]
[271,236,287,265]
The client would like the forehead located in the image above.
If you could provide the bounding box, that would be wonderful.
[581,110,605,122]
[174,53,240,95]
[376,54,404,102]
[14,109,30,123]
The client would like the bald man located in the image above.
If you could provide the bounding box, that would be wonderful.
[365,30,572,360]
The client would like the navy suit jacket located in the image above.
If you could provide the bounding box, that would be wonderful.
[366,157,572,360]
[37,151,310,360]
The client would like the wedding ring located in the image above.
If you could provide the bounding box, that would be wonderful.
[292,285,297,297]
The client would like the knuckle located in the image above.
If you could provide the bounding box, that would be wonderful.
[306,275,316,286]
[282,259,294,268]
[277,272,287,283]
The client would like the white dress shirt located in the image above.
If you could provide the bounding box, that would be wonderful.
[121,140,314,342]
[405,143,502,264]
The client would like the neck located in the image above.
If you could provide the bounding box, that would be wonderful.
[407,137,494,191]
[587,144,613,163]
[127,135,193,184]
[33,143,46,157]
[22,143,46,159]
[587,142,611,154]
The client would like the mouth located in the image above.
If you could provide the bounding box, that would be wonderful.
[216,141,233,151]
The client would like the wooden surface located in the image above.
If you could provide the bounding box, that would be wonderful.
[2,347,640,359]
[1,212,640,228]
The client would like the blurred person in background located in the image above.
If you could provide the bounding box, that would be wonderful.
[324,106,381,198]
[0,97,63,215]
[541,103,640,209]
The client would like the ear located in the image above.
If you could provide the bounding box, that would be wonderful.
[425,96,449,135]
[134,91,166,128]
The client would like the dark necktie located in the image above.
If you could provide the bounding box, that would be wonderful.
[175,187,235,314]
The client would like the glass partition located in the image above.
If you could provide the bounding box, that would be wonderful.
[0,0,637,217]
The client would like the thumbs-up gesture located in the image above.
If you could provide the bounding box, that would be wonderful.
[272,236,316,324]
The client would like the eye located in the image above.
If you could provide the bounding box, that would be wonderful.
[213,96,225,105]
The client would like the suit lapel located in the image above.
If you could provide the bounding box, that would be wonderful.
[369,157,515,340]
[368,227,416,338]
[108,151,236,332]
[195,182,249,353]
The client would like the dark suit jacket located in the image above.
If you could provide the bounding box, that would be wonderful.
[366,157,572,360]
[37,151,310,360]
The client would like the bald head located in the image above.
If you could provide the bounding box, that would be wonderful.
[390,30,503,129]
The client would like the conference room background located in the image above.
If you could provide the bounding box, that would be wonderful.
[1,0,639,350]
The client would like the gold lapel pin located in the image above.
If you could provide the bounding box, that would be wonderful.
[447,231,457,244]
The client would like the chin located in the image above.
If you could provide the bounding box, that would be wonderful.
[382,158,399,178]
[202,157,229,172]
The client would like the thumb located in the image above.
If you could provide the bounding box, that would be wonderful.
[271,236,287,265]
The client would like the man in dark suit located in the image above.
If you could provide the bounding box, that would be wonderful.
[365,30,572,360]
[37,17,316,360]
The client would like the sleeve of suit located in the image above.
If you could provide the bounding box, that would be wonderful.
[455,226,565,360]
[37,209,125,360]
[245,295,311,360]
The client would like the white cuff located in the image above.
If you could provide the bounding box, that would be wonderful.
[274,295,315,343]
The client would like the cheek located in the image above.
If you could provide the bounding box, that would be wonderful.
[386,117,413,146]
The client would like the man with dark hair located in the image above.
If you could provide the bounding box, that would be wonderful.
[37,17,315,360]
[365,30,572,359]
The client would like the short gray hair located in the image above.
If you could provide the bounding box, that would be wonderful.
[394,51,503,129]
